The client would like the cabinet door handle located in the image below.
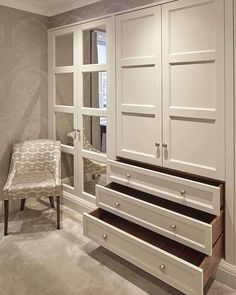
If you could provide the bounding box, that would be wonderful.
[162,143,168,148]
[160,264,166,271]
[103,234,107,240]
[171,224,177,231]
[180,190,186,196]
[155,142,160,147]
[126,173,131,179]
[115,202,120,207]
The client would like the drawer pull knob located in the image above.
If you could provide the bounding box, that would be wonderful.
[103,234,107,239]
[180,190,186,196]
[171,224,177,230]
[115,202,120,207]
[155,142,160,147]
[126,173,131,179]
[160,264,166,271]
[162,143,168,148]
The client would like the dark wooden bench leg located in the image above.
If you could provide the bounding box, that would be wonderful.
[20,199,26,211]
[56,196,60,230]
[4,200,9,236]
[49,197,55,208]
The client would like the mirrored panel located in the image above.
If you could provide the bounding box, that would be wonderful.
[83,27,106,65]
[55,33,73,67]
[83,116,107,153]
[55,112,74,146]
[61,153,74,187]
[83,157,106,195]
[55,73,74,106]
[83,72,107,109]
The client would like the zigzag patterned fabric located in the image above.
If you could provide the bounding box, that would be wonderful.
[3,139,61,200]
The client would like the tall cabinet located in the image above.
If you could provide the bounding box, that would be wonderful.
[116,0,225,181]
[48,17,115,204]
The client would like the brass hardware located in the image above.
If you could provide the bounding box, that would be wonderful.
[126,173,131,179]
[103,234,107,239]
[115,202,120,207]
[162,143,168,148]
[171,224,177,230]
[155,142,160,147]
[160,264,166,271]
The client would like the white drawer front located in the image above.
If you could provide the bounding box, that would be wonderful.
[83,212,203,295]
[96,185,213,255]
[108,160,222,215]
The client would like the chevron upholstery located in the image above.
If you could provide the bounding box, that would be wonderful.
[3,139,62,235]
[4,139,61,200]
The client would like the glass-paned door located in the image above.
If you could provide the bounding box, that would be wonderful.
[49,28,77,195]
[77,18,115,203]
[48,17,115,203]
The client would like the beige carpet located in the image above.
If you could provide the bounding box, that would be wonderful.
[0,198,235,295]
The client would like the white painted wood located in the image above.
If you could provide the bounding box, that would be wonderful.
[96,185,213,255]
[83,211,203,295]
[108,160,222,215]
[162,0,225,180]
[116,7,163,166]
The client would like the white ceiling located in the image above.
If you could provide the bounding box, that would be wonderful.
[0,0,102,16]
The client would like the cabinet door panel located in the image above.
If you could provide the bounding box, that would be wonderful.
[116,7,162,166]
[162,0,225,180]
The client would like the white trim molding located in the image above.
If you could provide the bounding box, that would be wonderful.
[62,190,96,214]
[215,260,236,291]
[0,0,102,16]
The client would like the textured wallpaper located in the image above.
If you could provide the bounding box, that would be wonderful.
[49,0,161,28]
[0,6,48,196]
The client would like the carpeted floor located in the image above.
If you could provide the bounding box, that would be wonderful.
[0,198,235,295]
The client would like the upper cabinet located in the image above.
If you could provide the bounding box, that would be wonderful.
[116,0,225,181]
[116,7,162,166]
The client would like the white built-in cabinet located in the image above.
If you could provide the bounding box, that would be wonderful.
[116,0,225,181]
[48,18,115,203]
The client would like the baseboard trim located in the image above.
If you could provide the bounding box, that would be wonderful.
[215,260,236,290]
[62,191,96,214]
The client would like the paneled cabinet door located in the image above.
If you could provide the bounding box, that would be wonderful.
[162,0,225,180]
[116,7,162,166]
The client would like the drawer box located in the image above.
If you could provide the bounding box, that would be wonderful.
[83,209,224,295]
[107,160,223,215]
[96,183,224,255]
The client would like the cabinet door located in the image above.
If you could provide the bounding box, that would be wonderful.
[162,0,225,180]
[116,7,162,166]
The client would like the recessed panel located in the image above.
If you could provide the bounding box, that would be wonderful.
[83,72,107,109]
[169,2,215,54]
[61,153,74,187]
[121,114,157,156]
[55,33,73,67]
[122,66,156,105]
[169,118,216,169]
[83,158,107,195]
[121,15,155,58]
[170,62,216,109]
[55,112,74,146]
[55,73,73,106]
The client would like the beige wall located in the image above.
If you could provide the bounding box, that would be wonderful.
[49,0,160,28]
[0,6,48,195]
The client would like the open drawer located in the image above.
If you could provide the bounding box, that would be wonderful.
[107,160,224,215]
[96,183,224,255]
[83,209,224,295]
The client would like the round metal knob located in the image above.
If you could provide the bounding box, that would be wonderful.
[115,202,120,207]
[103,234,107,239]
[162,143,168,148]
[155,142,160,147]
[171,224,177,231]
[160,264,166,271]
[180,189,186,196]
[126,173,131,179]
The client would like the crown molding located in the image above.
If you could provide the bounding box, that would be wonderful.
[0,0,102,17]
